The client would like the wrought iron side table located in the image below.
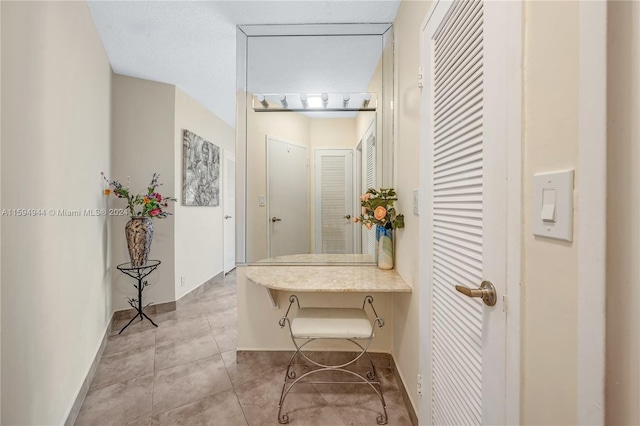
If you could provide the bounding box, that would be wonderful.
[116,260,161,334]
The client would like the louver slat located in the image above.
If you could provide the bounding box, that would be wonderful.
[431,1,484,425]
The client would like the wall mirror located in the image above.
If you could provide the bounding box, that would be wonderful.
[236,24,394,264]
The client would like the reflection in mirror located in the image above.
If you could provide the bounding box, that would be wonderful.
[238,25,393,264]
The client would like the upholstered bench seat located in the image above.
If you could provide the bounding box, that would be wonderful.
[291,308,373,339]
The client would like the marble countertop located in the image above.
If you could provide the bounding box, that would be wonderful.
[245,264,412,293]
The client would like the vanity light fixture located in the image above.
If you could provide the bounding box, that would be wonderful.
[279,94,288,108]
[257,95,269,108]
[321,92,329,108]
[342,94,350,108]
[300,93,308,108]
[362,93,371,108]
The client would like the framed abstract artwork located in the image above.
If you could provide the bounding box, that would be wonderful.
[182,129,220,206]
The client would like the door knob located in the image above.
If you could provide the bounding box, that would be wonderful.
[272,217,282,223]
[344,214,351,219]
[455,280,497,306]
[225,215,232,219]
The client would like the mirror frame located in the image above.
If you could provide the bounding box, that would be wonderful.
[235,23,394,265]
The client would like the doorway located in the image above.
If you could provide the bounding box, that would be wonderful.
[313,149,355,254]
[266,136,310,258]
[419,1,521,424]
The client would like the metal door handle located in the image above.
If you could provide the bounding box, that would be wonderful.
[344,215,351,219]
[225,215,232,219]
[455,281,497,306]
[272,217,282,223]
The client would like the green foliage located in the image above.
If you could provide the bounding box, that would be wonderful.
[354,187,405,230]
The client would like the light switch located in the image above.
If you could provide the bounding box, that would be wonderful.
[259,195,266,207]
[413,189,419,216]
[532,170,574,241]
[541,189,556,222]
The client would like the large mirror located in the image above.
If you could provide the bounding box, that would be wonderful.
[236,24,394,264]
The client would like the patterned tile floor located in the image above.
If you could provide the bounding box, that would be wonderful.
[76,270,412,426]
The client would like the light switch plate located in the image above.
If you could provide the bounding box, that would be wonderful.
[533,169,574,241]
[259,195,266,207]
[413,189,419,216]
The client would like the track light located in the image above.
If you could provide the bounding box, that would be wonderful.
[362,93,371,108]
[342,94,350,108]
[300,93,308,108]
[279,94,288,108]
[321,92,329,108]
[257,95,269,108]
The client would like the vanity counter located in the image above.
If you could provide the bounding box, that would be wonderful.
[245,264,412,293]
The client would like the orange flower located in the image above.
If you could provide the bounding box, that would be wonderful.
[104,189,111,196]
[374,206,387,221]
[143,196,150,204]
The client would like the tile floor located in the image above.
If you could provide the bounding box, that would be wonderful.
[76,271,412,426]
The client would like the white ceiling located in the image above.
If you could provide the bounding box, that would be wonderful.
[87,1,401,127]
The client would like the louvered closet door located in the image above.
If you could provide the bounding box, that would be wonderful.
[363,120,377,255]
[421,0,508,424]
[314,149,354,254]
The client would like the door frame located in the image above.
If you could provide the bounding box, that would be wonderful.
[418,1,522,423]
[577,2,607,423]
[312,148,355,254]
[265,135,309,259]
[222,149,236,274]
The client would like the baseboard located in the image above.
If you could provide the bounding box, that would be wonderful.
[112,271,224,320]
[236,349,392,369]
[391,355,418,426]
[64,314,114,426]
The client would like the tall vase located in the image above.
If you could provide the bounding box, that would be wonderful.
[377,225,394,270]
[375,225,383,263]
[125,217,154,267]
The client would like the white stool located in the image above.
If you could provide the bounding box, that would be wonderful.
[277,295,387,424]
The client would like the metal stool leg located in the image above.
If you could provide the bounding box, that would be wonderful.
[277,295,388,425]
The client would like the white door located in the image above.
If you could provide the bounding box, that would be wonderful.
[223,150,236,274]
[419,1,514,424]
[267,136,309,258]
[313,149,354,254]
[362,119,377,255]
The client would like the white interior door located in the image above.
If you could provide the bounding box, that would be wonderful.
[313,149,354,254]
[223,150,236,274]
[267,136,309,258]
[362,119,377,255]
[419,1,512,424]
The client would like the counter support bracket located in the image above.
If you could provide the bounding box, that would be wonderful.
[266,288,279,309]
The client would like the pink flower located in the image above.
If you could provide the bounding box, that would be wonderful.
[353,217,360,223]
[155,193,162,202]
[374,206,387,221]
[365,222,373,230]
[362,207,368,215]
[150,208,161,217]
[360,193,371,202]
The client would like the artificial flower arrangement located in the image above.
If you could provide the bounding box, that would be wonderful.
[354,187,405,230]
[102,172,176,218]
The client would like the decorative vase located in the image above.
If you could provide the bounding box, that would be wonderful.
[375,225,383,263]
[377,225,394,270]
[125,217,154,267]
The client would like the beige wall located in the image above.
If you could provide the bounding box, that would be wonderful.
[522,2,580,424]
[606,1,640,423]
[1,1,113,423]
[174,87,235,299]
[111,75,177,310]
[391,0,433,416]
